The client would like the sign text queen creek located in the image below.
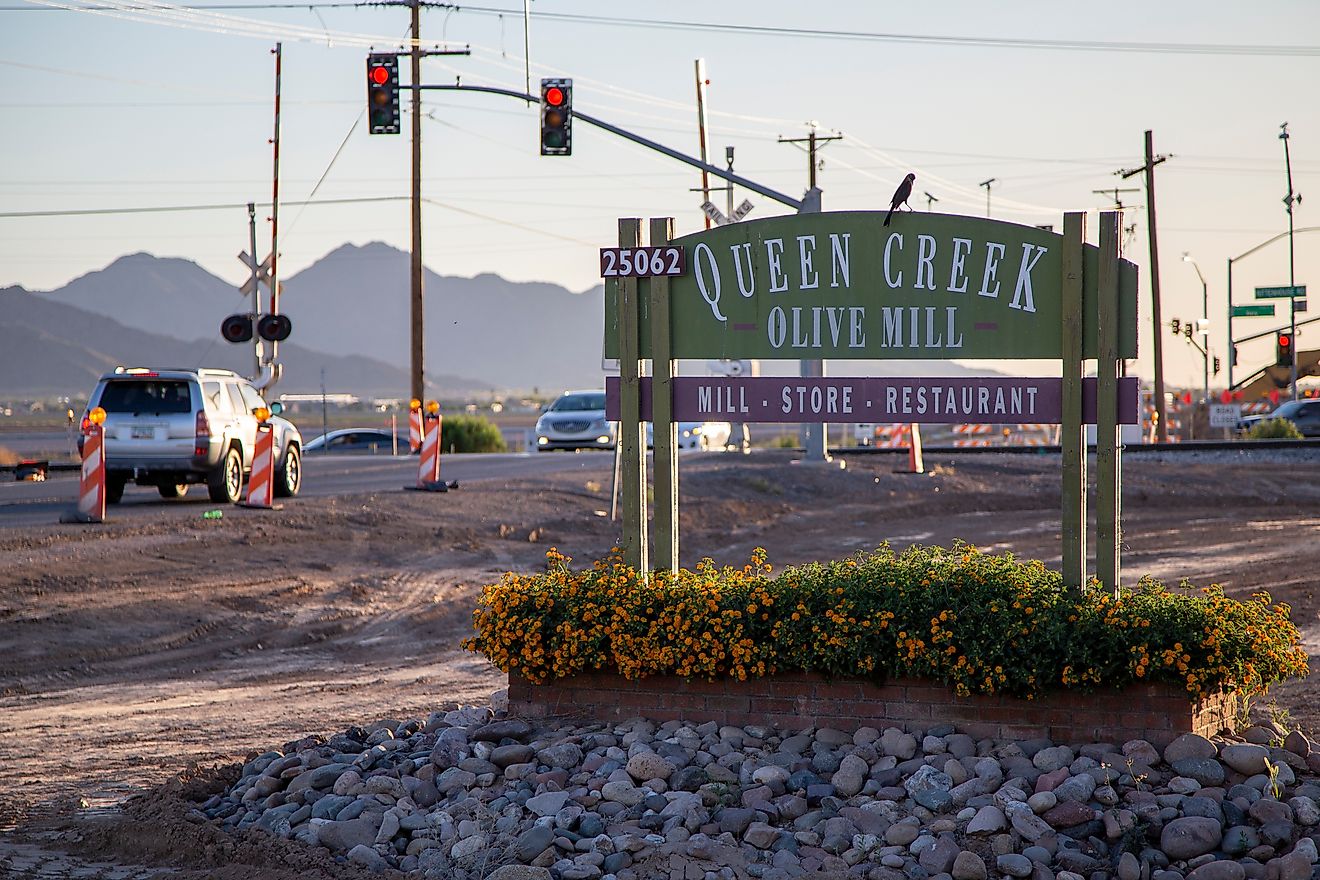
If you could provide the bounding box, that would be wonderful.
[605,212,1138,361]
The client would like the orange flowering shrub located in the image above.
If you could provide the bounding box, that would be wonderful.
[463,543,1308,699]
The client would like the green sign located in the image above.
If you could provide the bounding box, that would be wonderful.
[605,211,1138,360]
[1231,304,1277,318]
[1255,285,1306,299]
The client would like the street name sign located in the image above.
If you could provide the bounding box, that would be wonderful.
[1255,285,1307,300]
[1231,304,1276,318]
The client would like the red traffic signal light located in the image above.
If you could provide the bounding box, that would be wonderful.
[540,78,572,156]
[1277,331,1294,367]
[366,53,400,135]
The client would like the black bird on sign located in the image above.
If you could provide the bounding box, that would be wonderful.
[884,173,916,227]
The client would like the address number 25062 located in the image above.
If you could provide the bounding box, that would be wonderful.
[599,246,686,278]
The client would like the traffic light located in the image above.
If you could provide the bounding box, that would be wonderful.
[367,54,400,135]
[1171,319,1181,336]
[1213,356,1221,376]
[1277,331,1294,367]
[540,78,572,156]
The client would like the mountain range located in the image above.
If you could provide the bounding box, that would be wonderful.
[2,242,1007,399]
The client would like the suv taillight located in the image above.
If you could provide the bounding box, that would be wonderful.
[80,416,92,435]
[195,411,210,457]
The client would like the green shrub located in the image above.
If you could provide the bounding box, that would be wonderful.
[1246,418,1303,440]
[465,543,1308,700]
[442,414,506,453]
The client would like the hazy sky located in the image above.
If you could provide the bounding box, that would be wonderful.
[2,1,1318,386]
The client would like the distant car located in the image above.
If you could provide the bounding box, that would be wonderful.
[82,367,301,504]
[1237,399,1320,436]
[304,429,403,455]
[535,390,615,452]
[647,421,733,451]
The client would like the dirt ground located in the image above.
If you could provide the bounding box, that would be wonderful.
[2,449,1319,877]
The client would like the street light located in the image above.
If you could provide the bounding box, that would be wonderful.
[1182,252,1210,406]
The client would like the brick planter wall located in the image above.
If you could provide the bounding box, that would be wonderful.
[509,671,1237,748]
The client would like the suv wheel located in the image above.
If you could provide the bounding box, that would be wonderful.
[106,474,127,505]
[274,445,301,498]
[208,446,243,503]
[158,483,189,499]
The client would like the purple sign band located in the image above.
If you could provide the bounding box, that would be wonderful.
[606,377,1141,425]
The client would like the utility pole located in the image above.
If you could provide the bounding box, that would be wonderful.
[266,43,283,389]
[1092,187,1140,211]
[924,191,939,212]
[1119,131,1170,442]
[1281,123,1302,399]
[979,178,996,217]
[374,1,468,404]
[779,125,842,464]
[410,0,424,405]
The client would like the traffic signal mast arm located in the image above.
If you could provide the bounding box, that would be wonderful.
[1234,314,1320,346]
[420,82,804,211]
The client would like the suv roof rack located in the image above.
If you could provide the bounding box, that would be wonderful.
[109,367,240,378]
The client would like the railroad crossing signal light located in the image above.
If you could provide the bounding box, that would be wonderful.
[1277,331,1294,367]
[540,78,572,156]
[1171,319,1181,336]
[367,53,400,135]
[1184,323,1193,339]
[257,314,292,342]
[221,313,254,344]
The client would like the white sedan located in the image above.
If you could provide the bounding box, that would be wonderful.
[647,421,733,451]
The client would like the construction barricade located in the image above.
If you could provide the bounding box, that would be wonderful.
[62,407,107,523]
[407,400,458,492]
[240,411,281,509]
[408,398,423,454]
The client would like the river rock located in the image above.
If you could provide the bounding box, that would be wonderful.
[1187,861,1246,880]
[952,850,988,880]
[1160,816,1224,860]
[1165,734,1218,765]
[1221,744,1270,775]
[626,751,676,782]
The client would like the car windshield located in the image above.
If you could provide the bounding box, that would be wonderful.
[99,380,192,414]
[550,393,606,412]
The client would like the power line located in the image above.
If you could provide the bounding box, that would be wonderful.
[452,7,1320,58]
[0,195,408,218]
[0,1,363,7]
[10,1,1316,56]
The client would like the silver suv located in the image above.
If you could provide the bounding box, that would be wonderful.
[82,367,302,504]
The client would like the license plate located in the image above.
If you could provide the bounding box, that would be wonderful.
[131,426,156,439]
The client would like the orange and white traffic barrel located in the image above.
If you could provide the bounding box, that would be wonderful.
[408,398,423,454]
[417,400,442,487]
[241,408,278,509]
[74,406,107,522]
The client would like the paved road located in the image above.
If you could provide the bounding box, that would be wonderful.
[0,451,616,529]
